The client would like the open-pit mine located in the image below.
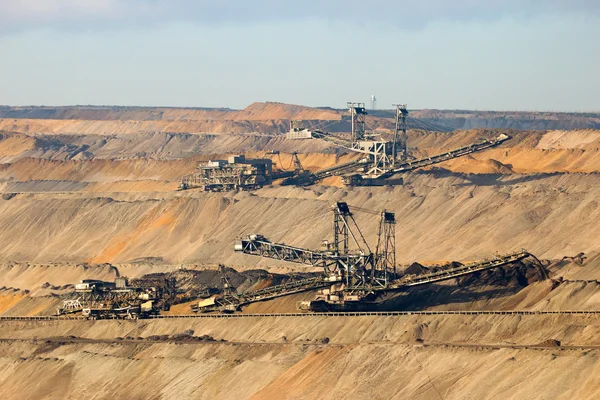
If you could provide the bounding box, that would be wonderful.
[2,103,600,399]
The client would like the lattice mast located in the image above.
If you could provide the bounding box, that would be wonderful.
[393,104,409,162]
[374,210,396,286]
[347,102,367,148]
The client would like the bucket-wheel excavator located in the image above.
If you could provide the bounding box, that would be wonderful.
[194,202,534,313]
[281,103,511,187]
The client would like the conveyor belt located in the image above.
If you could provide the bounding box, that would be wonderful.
[313,159,364,179]
[380,134,510,179]
[381,251,530,291]
[284,134,510,185]
[192,276,330,313]
[3,310,600,321]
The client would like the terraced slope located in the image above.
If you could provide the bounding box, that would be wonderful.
[1,108,600,399]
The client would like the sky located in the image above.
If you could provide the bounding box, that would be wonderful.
[0,0,599,111]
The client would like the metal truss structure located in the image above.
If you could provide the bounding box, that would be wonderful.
[347,102,367,147]
[228,201,534,312]
[393,104,409,161]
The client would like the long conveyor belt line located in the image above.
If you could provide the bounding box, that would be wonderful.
[225,276,328,305]
[384,251,530,291]
[3,310,600,321]
[343,251,530,293]
[313,160,364,179]
[296,134,511,185]
[151,310,600,318]
[281,159,365,186]
[192,276,330,312]
[380,135,509,179]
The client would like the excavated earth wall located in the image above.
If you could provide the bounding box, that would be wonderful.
[2,314,600,399]
[1,108,600,398]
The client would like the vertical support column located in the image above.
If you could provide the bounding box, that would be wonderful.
[374,210,396,285]
[333,208,349,254]
[347,102,367,148]
[393,104,409,163]
[384,211,396,281]
[332,202,352,284]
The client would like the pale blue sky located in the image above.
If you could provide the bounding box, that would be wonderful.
[0,1,599,111]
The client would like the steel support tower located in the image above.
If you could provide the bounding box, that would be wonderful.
[374,211,396,286]
[393,104,409,162]
[347,102,367,148]
[333,202,350,254]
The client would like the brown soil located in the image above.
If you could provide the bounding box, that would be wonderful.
[1,313,600,399]
[1,106,600,398]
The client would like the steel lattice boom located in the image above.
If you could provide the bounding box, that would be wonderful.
[222,201,535,312]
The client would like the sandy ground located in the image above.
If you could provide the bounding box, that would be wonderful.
[2,313,600,399]
[0,172,598,265]
[0,108,600,398]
